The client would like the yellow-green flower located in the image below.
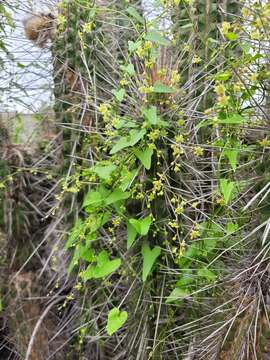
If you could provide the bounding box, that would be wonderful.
[193,147,204,157]
[171,70,181,85]
[82,22,94,33]
[259,138,269,147]
[190,229,200,239]
[214,83,225,96]
[221,21,231,35]
[57,14,66,31]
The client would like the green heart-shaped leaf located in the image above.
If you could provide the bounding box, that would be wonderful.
[153,82,176,93]
[105,188,130,205]
[166,288,190,304]
[112,88,126,102]
[142,106,158,125]
[120,63,136,76]
[134,147,153,170]
[128,40,142,52]
[218,114,244,124]
[145,30,171,46]
[197,268,216,281]
[224,141,240,171]
[83,191,103,209]
[120,168,138,191]
[106,308,128,336]
[65,218,85,250]
[82,250,121,280]
[141,243,161,282]
[129,215,152,236]
[126,6,144,24]
[225,32,238,41]
[92,163,116,180]
[127,221,137,249]
[219,179,236,204]
[110,129,146,154]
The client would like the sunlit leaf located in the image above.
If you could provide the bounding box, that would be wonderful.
[105,188,130,205]
[220,179,236,204]
[106,308,128,336]
[110,129,146,154]
[129,215,152,235]
[82,250,121,280]
[134,147,153,170]
[92,163,116,180]
[225,32,238,41]
[113,88,126,102]
[145,30,170,46]
[153,82,176,93]
[142,106,158,125]
[141,243,161,282]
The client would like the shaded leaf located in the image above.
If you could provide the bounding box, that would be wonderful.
[166,288,190,304]
[224,141,240,171]
[197,268,216,281]
[87,212,111,233]
[226,222,239,234]
[214,71,231,81]
[65,219,85,250]
[127,222,137,249]
[120,63,136,76]
[83,191,103,209]
[128,40,142,52]
[218,114,245,124]
[126,6,144,24]
[120,168,138,191]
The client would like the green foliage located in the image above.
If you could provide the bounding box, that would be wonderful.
[127,221,137,249]
[166,288,190,304]
[219,179,236,204]
[141,243,161,282]
[145,30,171,46]
[129,215,152,236]
[134,147,153,170]
[153,82,176,93]
[92,163,117,180]
[112,88,126,102]
[82,250,121,280]
[106,308,128,336]
[110,129,146,154]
